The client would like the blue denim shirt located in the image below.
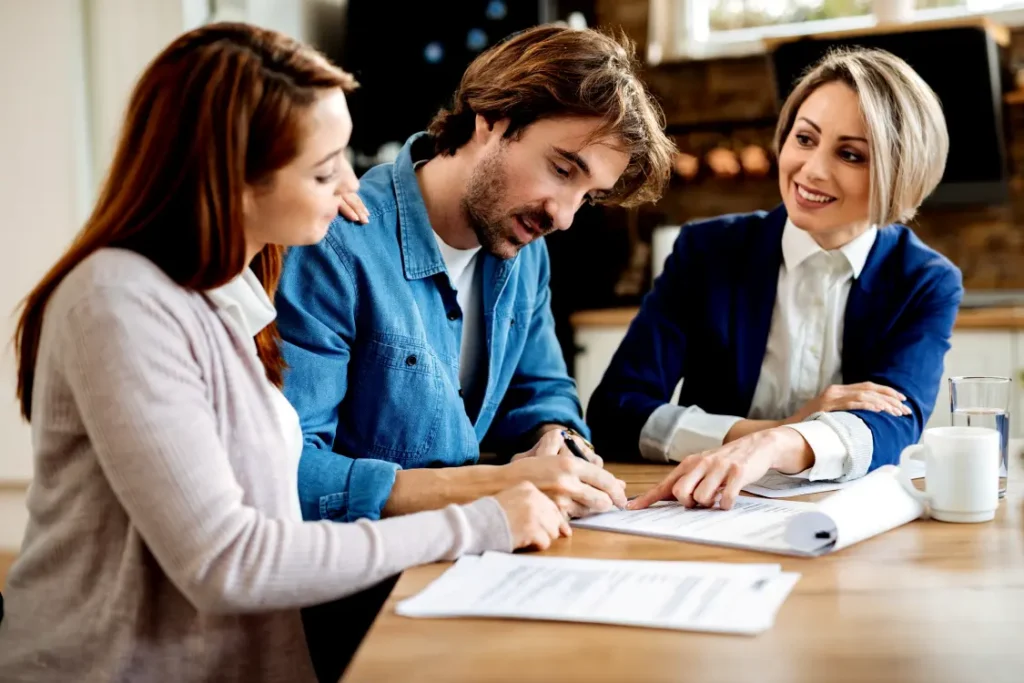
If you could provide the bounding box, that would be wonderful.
[276,133,588,523]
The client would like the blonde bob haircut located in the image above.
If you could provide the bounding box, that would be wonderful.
[774,47,949,227]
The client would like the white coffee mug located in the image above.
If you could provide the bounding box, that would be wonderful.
[898,426,1000,523]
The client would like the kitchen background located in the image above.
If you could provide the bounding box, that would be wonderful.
[2,0,1023,553]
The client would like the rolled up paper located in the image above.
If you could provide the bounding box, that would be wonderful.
[784,465,926,555]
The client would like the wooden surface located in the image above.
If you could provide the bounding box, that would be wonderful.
[570,306,1024,330]
[1005,90,1024,105]
[343,444,1024,683]
[955,306,1024,329]
[570,306,642,328]
[1,552,14,589]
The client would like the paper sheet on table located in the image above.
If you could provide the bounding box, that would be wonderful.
[573,465,924,557]
[396,552,800,635]
[743,458,926,498]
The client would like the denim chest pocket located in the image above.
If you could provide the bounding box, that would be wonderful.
[483,301,535,414]
[351,333,443,461]
[503,300,534,347]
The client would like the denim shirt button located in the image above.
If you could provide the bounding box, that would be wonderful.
[447,309,460,321]
[405,355,417,366]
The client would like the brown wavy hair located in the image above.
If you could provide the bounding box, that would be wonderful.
[428,25,674,208]
[14,22,355,420]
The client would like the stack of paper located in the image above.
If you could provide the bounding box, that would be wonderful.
[573,465,925,557]
[396,552,799,635]
[743,458,925,498]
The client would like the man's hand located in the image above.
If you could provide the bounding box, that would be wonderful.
[383,431,625,518]
[505,431,626,517]
[519,423,603,466]
[628,427,813,511]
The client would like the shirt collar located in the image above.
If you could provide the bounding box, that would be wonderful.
[433,232,481,284]
[393,132,449,281]
[781,218,878,279]
[206,267,277,337]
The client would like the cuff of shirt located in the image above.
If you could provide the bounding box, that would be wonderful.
[344,458,401,522]
[784,421,848,481]
[813,410,873,482]
[456,497,515,556]
[639,403,743,463]
[314,456,402,523]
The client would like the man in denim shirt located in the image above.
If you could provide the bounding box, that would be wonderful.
[276,26,674,528]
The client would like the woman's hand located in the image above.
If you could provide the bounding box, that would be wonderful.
[337,191,369,224]
[492,482,572,551]
[627,427,812,511]
[789,382,910,423]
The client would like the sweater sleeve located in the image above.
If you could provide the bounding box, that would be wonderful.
[56,284,512,615]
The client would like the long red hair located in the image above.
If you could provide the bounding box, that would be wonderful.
[14,22,355,420]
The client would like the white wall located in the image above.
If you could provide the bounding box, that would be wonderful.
[0,0,197,550]
[85,0,196,184]
[0,1,93,483]
[0,0,347,551]
[0,0,92,548]
[85,0,349,182]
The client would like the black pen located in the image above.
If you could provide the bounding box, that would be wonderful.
[560,431,589,461]
[563,431,627,510]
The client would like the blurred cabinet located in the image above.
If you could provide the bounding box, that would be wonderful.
[574,325,629,416]
[1017,332,1024,437]
[928,331,1017,435]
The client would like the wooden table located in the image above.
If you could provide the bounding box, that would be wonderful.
[343,445,1024,683]
[570,306,1024,330]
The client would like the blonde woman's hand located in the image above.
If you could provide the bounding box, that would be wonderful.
[790,382,910,423]
[493,482,571,551]
[628,427,812,511]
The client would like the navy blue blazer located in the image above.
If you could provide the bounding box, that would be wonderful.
[587,205,963,469]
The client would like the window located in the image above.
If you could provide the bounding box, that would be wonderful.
[709,1,872,32]
[650,0,1024,62]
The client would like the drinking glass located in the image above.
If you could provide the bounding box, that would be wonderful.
[949,376,1011,498]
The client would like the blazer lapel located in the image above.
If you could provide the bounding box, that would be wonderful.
[733,206,787,415]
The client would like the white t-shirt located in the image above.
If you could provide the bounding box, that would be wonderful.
[432,232,485,420]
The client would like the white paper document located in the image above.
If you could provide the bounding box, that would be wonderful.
[396,552,800,635]
[574,465,925,557]
[743,458,926,498]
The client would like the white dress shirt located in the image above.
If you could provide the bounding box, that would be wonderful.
[639,219,878,481]
[206,267,304,511]
[433,232,485,418]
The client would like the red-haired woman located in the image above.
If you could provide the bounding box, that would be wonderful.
[0,23,567,683]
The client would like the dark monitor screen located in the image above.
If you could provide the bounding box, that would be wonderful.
[342,1,546,170]
[771,26,1009,205]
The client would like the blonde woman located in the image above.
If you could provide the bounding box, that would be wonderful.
[588,48,963,510]
[0,23,570,683]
